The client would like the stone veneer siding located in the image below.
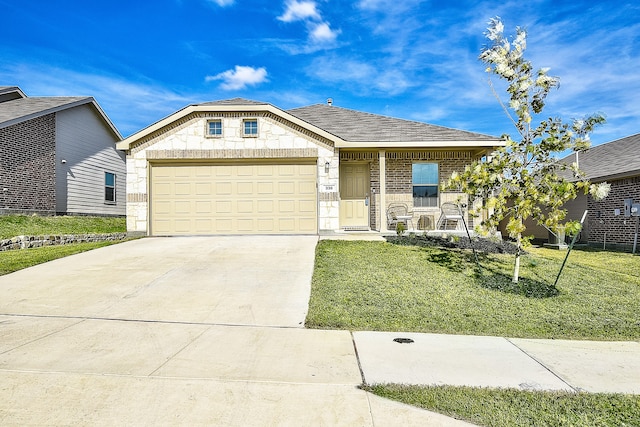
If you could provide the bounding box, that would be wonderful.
[125,113,339,234]
[587,175,640,248]
[0,114,56,214]
[0,233,129,252]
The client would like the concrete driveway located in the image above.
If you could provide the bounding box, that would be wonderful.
[0,236,468,426]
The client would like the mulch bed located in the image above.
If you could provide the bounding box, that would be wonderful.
[385,234,522,255]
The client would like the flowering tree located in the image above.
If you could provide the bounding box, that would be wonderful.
[447,18,609,283]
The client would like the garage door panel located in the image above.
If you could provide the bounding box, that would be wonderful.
[278,181,295,194]
[237,182,253,194]
[237,200,254,213]
[278,200,295,213]
[195,201,212,214]
[236,165,253,176]
[257,218,275,232]
[299,218,317,232]
[299,181,316,194]
[216,201,232,214]
[194,219,213,233]
[257,200,274,213]
[257,182,273,194]
[216,182,232,194]
[299,200,316,213]
[151,163,317,235]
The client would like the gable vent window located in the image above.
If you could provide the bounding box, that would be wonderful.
[243,119,258,137]
[206,119,222,137]
[105,172,116,204]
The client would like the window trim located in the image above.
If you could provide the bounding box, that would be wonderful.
[242,118,258,137]
[105,172,116,205]
[412,162,439,208]
[205,119,223,138]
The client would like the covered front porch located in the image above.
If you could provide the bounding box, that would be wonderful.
[333,149,487,234]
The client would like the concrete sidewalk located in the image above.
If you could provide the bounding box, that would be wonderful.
[354,331,640,394]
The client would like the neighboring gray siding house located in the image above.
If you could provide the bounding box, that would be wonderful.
[0,86,125,216]
[560,133,640,249]
[117,98,503,236]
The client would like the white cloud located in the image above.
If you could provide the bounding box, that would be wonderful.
[277,0,339,50]
[205,65,268,90]
[309,22,339,43]
[208,0,235,6]
[278,0,320,22]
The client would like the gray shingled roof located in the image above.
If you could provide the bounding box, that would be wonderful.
[0,96,90,127]
[197,98,269,106]
[286,103,500,143]
[561,133,640,181]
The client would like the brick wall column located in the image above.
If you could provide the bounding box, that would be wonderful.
[379,150,387,232]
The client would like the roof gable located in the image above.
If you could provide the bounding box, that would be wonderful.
[118,99,504,151]
[562,133,640,180]
[0,88,121,139]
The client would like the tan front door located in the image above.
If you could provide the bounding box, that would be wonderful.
[150,162,317,235]
[339,163,370,229]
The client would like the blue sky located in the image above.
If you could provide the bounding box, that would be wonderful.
[1,0,638,146]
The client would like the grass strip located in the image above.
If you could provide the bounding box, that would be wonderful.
[0,240,128,276]
[364,384,640,427]
[0,215,126,239]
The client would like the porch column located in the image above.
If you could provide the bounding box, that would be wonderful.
[379,150,387,232]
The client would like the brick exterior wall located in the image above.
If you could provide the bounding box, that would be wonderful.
[0,114,56,214]
[587,176,640,248]
[385,157,471,194]
[340,151,476,230]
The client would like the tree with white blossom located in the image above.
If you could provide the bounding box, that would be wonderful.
[447,17,609,283]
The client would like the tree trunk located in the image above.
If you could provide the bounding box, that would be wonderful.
[512,232,521,283]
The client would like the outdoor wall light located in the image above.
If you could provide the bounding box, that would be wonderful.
[61,159,67,164]
[324,161,330,173]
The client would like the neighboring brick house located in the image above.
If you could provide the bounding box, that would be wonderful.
[117,98,504,236]
[560,133,640,249]
[0,86,125,216]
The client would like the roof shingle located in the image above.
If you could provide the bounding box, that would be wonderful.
[0,97,90,127]
[561,133,640,181]
[286,103,500,143]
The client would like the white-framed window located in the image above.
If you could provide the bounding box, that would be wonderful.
[206,119,222,137]
[243,118,258,137]
[105,172,116,204]
[412,163,438,207]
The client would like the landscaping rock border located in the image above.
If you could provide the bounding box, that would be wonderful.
[0,233,129,252]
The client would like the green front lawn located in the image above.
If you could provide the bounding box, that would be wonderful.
[365,384,640,427]
[0,241,128,276]
[0,215,129,276]
[0,215,125,239]
[306,240,640,340]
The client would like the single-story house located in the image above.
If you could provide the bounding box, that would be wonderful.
[117,98,504,236]
[0,86,125,216]
[560,133,640,249]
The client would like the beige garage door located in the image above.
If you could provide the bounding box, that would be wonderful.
[150,162,317,235]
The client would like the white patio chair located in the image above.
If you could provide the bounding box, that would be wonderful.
[386,203,414,231]
[436,202,464,230]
